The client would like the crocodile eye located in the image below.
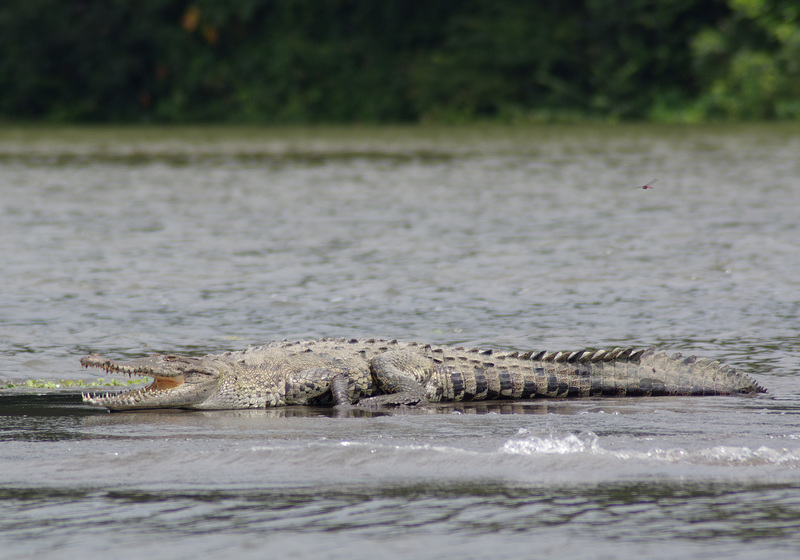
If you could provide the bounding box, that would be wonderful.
[165,355,178,361]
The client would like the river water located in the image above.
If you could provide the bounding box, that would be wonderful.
[1,124,799,559]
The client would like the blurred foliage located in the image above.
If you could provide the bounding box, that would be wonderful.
[691,0,800,119]
[0,0,797,123]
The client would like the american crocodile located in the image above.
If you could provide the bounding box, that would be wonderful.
[80,338,765,411]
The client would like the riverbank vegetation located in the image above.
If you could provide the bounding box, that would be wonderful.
[1,0,798,123]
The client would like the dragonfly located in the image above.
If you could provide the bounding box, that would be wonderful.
[633,178,657,190]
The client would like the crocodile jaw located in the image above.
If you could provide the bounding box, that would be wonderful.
[80,353,219,410]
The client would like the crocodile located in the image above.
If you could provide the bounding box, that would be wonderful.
[79,338,765,411]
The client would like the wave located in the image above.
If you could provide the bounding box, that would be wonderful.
[5,429,800,491]
[500,430,800,467]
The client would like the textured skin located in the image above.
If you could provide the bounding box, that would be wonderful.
[80,338,766,411]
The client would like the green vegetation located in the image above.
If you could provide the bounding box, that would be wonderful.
[2,378,148,390]
[1,0,797,123]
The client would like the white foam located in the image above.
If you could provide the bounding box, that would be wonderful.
[500,432,800,468]
[501,432,600,455]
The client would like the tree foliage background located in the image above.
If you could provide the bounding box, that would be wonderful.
[1,0,798,123]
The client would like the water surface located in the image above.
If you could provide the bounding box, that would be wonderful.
[1,124,799,559]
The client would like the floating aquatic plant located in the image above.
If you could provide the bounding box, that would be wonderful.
[2,378,148,389]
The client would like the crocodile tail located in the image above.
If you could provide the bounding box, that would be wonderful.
[427,347,765,401]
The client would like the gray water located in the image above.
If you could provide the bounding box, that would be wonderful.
[1,124,800,559]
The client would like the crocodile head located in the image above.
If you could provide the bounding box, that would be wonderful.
[80,353,221,410]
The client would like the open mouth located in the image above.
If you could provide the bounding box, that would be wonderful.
[79,354,187,407]
[144,375,185,391]
[81,356,186,390]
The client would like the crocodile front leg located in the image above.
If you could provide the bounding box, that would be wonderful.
[283,368,356,406]
[358,350,434,407]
